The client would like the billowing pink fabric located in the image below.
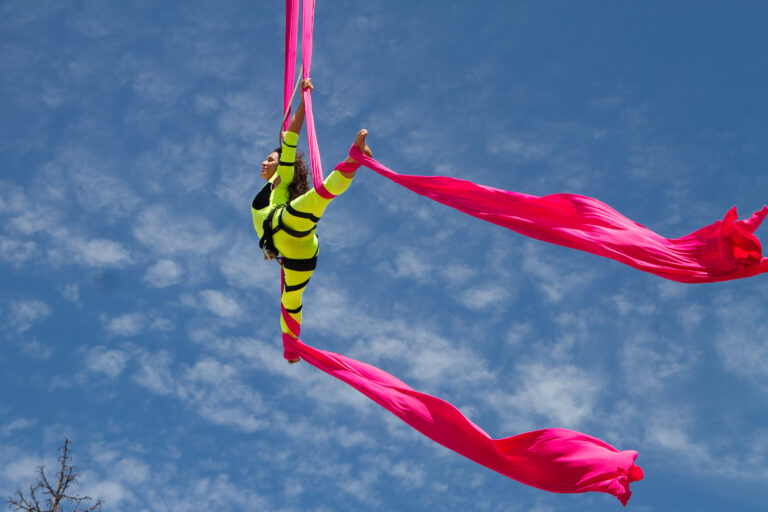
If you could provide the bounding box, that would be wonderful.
[350,146,768,283]
[282,334,643,505]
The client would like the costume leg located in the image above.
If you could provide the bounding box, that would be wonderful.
[280,170,354,233]
[274,170,355,360]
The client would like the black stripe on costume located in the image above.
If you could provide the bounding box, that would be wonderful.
[283,305,303,313]
[281,255,318,272]
[285,203,321,223]
[284,278,311,293]
[282,141,297,148]
[278,160,294,167]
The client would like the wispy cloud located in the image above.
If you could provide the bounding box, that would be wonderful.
[144,259,183,288]
[0,418,35,437]
[714,296,768,394]
[0,237,37,266]
[6,300,52,333]
[84,346,130,378]
[521,243,599,303]
[620,330,699,395]
[64,236,133,268]
[132,206,228,256]
[18,338,55,361]
[198,290,244,319]
[492,361,603,430]
[458,284,511,310]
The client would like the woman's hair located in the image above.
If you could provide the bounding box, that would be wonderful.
[274,146,310,201]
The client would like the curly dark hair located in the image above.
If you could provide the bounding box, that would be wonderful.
[273,147,310,201]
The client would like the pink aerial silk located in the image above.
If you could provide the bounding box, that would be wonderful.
[278,282,642,504]
[282,333,643,505]
[281,0,644,504]
[350,146,768,283]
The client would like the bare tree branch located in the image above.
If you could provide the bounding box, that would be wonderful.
[6,439,103,512]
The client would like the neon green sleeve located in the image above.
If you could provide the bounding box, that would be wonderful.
[269,130,298,206]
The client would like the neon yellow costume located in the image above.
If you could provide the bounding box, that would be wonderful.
[251,130,354,343]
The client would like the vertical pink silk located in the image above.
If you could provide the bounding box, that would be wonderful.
[282,334,643,505]
[349,146,768,283]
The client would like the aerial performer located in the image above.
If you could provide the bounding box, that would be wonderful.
[251,77,372,363]
[249,75,642,506]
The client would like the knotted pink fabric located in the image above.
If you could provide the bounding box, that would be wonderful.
[350,146,768,283]
[282,334,643,505]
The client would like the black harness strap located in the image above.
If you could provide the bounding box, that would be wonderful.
[285,203,321,223]
[283,305,303,313]
[259,207,280,257]
[276,207,316,238]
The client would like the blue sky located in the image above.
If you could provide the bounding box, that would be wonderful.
[1,1,767,510]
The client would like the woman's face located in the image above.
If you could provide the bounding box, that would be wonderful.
[261,151,279,181]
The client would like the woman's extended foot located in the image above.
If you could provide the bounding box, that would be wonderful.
[352,129,372,158]
[341,129,372,177]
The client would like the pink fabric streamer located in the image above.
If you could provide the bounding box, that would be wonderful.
[350,146,768,283]
[283,334,643,505]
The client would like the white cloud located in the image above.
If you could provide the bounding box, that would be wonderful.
[714,297,768,393]
[106,313,146,337]
[494,362,602,429]
[1,418,35,437]
[65,236,132,268]
[144,259,183,288]
[458,285,510,310]
[643,407,768,482]
[608,293,657,317]
[487,135,550,162]
[133,350,174,395]
[521,243,598,303]
[620,331,698,394]
[216,92,271,142]
[218,233,278,292]
[199,290,243,318]
[62,284,80,302]
[379,249,433,283]
[0,236,37,266]
[7,300,52,333]
[132,206,227,256]
[128,60,185,104]
[7,210,51,235]
[85,347,130,378]
[127,347,267,433]
[19,339,55,361]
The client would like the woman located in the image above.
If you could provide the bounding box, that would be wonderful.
[252,78,371,363]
